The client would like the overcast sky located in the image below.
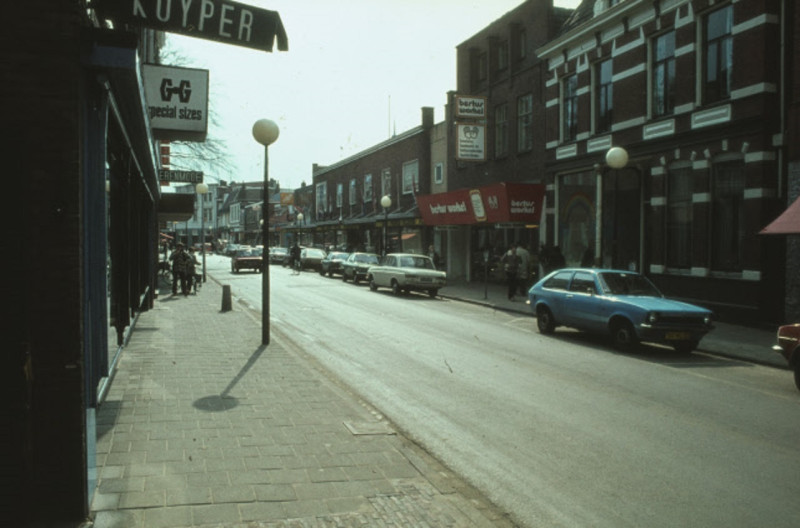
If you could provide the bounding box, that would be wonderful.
[165,0,581,190]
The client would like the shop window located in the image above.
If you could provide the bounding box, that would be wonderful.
[666,164,692,268]
[710,160,744,272]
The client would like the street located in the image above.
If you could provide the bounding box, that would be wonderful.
[208,254,800,528]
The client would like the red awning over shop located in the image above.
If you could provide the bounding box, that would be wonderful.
[416,182,545,226]
[760,196,800,235]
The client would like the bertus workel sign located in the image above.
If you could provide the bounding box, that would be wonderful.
[93,0,288,52]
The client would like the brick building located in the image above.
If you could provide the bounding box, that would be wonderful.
[535,0,797,322]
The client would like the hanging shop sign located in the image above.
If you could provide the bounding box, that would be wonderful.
[92,0,288,52]
[455,95,487,119]
[416,182,545,226]
[143,64,209,141]
[158,170,204,183]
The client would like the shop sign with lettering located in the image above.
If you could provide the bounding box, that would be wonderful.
[93,0,288,52]
[143,64,209,141]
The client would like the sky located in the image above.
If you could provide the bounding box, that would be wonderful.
[164,0,582,190]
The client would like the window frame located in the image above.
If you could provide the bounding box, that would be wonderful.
[709,158,745,272]
[703,4,733,104]
[652,30,676,117]
[562,74,579,142]
[595,59,613,133]
[665,163,692,269]
[517,94,533,153]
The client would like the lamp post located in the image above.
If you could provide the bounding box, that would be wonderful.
[252,119,280,345]
[380,195,391,256]
[296,212,304,246]
[605,146,628,269]
[196,182,208,282]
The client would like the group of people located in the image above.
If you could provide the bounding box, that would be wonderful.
[168,243,200,296]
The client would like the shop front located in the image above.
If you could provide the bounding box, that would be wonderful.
[417,182,545,282]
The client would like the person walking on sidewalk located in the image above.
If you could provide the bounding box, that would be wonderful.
[169,243,193,295]
[516,243,531,296]
[187,247,200,293]
[501,244,521,301]
[289,242,301,275]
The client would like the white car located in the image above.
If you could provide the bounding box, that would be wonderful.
[367,253,446,297]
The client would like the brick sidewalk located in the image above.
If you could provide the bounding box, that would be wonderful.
[90,277,514,528]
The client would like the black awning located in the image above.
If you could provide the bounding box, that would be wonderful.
[158,193,195,223]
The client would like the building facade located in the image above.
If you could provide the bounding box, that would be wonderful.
[536,0,796,322]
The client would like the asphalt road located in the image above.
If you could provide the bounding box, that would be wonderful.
[210,255,800,528]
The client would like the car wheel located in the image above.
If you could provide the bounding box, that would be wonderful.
[611,320,638,351]
[536,306,556,334]
[428,289,438,298]
[353,275,360,285]
[673,340,698,354]
[369,276,378,291]
[391,280,401,295]
[793,359,800,392]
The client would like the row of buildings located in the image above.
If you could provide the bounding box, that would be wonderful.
[6,0,800,525]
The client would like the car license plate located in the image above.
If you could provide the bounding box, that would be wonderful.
[665,332,690,340]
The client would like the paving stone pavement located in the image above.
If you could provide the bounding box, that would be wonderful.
[91,277,516,528]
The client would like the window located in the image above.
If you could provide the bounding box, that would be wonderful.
[349,178,357,205]
[666,165,692,268]
[562,74,578,142]
[381,168,391,198]
[652,31,676,117]
[596,59,613,133]
[336,182,343,208]
[710,160,744,272]
[495,103,508,157]
[363,173,372,202]
[543,270,572,290]
[497,40,508,71]
[519,29,527,60]
[704,5,733,103]
[434,163,443,184]
[473,50,487,83]
[569,272,597,294]
[315,181,327,219]
[402,160,418,195]
[517,94,533,152]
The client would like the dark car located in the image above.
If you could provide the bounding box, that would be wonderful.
[773,323,800,390]
[231,247,264,273]
[319,251,349,277]
[298,248,326,272]
[341,252,380,284]
[528,268,714,353]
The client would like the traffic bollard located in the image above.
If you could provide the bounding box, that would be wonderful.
[221,284,232,312]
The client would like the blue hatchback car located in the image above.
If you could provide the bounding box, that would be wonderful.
[528,268,714,353]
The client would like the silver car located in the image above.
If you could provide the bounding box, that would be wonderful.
[367,253,446,297]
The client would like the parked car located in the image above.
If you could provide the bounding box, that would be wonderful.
[367,253,446,297]
[230,247,263,273]
[298,247,326,272]
[342,252,380,284]
[772,323,800,390]
[527,268,714,353]
[268,246,288,264]
[319,251,349,277]
[223,243,243,256]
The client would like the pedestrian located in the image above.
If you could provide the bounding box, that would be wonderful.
[289,242,301,275]
[501,244,521,301]
[187,247,200,293]
[516,243,531,296]
[168,243,192,295]
[428,245,441,269]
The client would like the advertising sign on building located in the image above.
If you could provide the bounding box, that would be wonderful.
[456,123,486,161]
[455,95,487,119]
[143,64,209,141]
[92,0,288,52]
[158,170,204,184]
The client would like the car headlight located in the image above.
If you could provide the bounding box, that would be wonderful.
[646,312,659,324]
[704,315,712,326]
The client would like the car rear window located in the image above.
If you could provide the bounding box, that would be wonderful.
[543,271,572,290]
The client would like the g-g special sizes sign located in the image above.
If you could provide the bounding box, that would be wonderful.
[143,64,208,141]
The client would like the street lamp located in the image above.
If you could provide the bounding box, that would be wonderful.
[380,195,391,256]
[196,182,208,282]
[252,119,280,346]
[605,146,628,269]
[296,212,304,246]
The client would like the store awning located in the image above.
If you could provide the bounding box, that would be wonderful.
[158,193,195,223]
[416,182,545,226]
[760,195,800,235]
